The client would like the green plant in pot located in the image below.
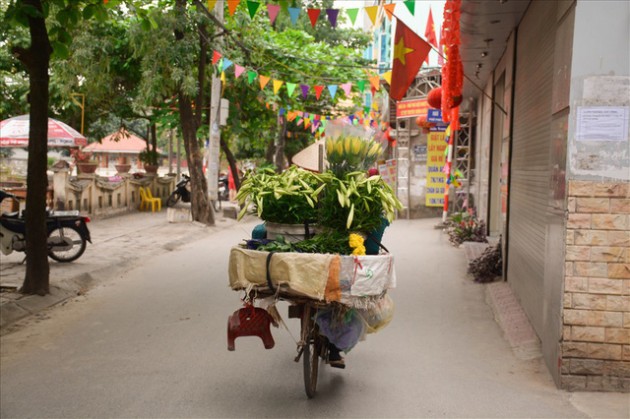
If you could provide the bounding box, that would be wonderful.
[138,149,160,173]
[236,166,331,224]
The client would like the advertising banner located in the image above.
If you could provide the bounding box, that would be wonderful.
[425,131,447,207]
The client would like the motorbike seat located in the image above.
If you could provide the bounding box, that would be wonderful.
[0,217,26,234]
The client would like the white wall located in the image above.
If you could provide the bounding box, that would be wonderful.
[568,0,630,180]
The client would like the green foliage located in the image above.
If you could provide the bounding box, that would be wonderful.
[255,230,353,255]
[446,211,488,246]
[138,149,159,165]
[318,172,403,233]
[236,166,330,224]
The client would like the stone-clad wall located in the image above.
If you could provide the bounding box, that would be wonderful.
[562,180,630,391]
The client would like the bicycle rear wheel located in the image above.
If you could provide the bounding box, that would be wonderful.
[212,198,221,212]
[302,304,319,398]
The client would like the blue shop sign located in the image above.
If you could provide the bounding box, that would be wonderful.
[427,108,442,123]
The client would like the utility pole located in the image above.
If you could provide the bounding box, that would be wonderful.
[70,93,85,135]
[206,3,223,202]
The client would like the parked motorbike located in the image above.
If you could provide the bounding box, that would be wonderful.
[166,174,191,207]
[0,190,92,263]
[218,173,229,202]
[166,174,229,208]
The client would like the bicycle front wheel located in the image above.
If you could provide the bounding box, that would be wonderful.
[302,304,319,398]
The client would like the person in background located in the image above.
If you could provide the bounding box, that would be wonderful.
[228,166,237,202]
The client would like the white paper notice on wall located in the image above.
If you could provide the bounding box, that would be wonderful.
[576,106,629,142]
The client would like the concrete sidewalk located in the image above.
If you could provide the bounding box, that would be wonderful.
[0,205,240,332]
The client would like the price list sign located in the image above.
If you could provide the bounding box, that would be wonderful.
[425,131,447,207]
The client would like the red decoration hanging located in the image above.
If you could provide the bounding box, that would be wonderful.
[427,87,442,109]
[441,0,463,126]
[415,115,436,133]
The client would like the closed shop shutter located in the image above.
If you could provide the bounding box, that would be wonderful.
[508,0,557,336]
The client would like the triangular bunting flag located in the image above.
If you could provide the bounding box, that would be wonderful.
[364,6,378,26]
[259,75,270,90]
[383,3,396,21]
[207,0,217,12]
[307,9,320,28]
[357,80,366,92]
[227,0,240,16]
[313,85,325,100]
[369,75,380,91]
[212,50,222,65]
[278,107,285,116]
[246,1,260,19]
[288,7,300,25]
[326,9,339,28]
[279,0,289,13]
[346,8,359,25]
[247,70,256,84]
[222,58,233,71]
[272,79,284,94]
[404,1,415,15]
[327,85,338,100]
[340,82,352,96]
[267,4,280,24]
[382,71,392,85]
[286,82,297,97]
[287,111,297,122]
[300,84,309,99]
[234,64,245,78]
[304,118,311,129]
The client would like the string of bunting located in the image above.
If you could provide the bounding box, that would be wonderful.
[275,103,384,137]
[207,0,417,28]
[212,50,393,102]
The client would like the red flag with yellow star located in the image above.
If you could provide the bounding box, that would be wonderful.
[390,19,431,101]
[424,8,437,65]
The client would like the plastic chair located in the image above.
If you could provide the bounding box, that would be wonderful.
[144,188,162,212]
[138,187,160,213]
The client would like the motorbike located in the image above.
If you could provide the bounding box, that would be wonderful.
[166,174,229,208]
[166,174,191,207]
[0,190,92,263]
[218,173,229,202]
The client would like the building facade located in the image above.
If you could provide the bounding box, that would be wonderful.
[462,0,629,391]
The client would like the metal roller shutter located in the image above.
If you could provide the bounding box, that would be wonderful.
[508,0,557,336]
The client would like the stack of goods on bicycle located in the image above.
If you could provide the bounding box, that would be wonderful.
[229,125,402,338]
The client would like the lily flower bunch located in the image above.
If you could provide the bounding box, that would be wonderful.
[325,135,382,177]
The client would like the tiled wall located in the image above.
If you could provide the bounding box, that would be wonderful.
[562,180,629,391]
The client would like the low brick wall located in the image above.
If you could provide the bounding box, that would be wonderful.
[51,168,175,218]
[562,180,630,391]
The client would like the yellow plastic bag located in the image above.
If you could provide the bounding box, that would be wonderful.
[359,293,394,334]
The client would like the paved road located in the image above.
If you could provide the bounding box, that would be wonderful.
[1,218,628,418]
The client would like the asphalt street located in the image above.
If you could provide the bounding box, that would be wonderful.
[0,214,628,418]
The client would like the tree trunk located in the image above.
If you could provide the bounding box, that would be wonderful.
[14,0,52,295]
[265,137,275,165]
[174,0,213,225]
[220,138,240,191]
[178,92,213,224]
[274,115,286,172]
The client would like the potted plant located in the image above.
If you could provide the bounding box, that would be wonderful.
[138,149,160,174]
[71,149,98,174]
[115,155,131,173]
[236,166,330,241]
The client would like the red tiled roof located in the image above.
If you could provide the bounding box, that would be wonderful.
[84,129,161,155]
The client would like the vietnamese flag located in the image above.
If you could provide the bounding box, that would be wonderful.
[424,8,437,65]
[390,19,431,101]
